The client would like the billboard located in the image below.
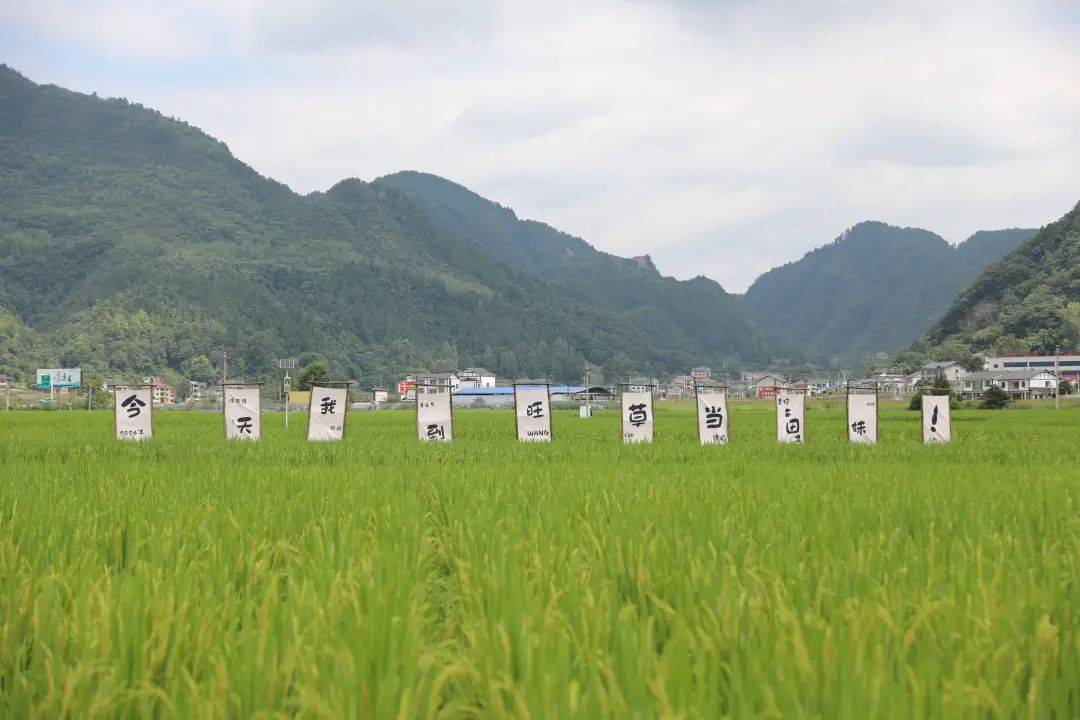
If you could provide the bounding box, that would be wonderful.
[37,368,81,389]
[515,385,552,442]
[223,384,261,441]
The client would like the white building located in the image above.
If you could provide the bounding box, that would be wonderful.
[690,367,711,382]
[624,377,657,393]
[416,372,460,391]
[959,370,1058,400]
[983,353,1080,384]
[917,361,970,386]
[458,368,496,388]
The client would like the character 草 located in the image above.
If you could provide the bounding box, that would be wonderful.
[628,403,648,427]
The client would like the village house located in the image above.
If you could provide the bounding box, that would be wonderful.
[916,361,970,386]
[458,367,496,388]
[959,369,1058,400]
[983,353,1080,385]
[145,377,174,405]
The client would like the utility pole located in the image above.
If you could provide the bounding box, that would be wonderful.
[1055,346,1060,410]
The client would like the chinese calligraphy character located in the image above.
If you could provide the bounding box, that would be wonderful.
[320,397,337,415]
[785,418,800,435]
[236,416,253,434]
[704,406,723,429]
[526,400,545,418]
[851,420,866,436]
[426,423,445,440]
[929,405,938,433]
[628,403,648,427]
[121,394,146,418]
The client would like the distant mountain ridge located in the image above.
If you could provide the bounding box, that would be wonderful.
[918,201,1080,358]
[0,64,779,385]
[740,222,1035,362]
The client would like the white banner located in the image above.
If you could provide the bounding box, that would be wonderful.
[307,385,348,441]
[515,386,552,442]
[696,390,729,445]
[621,390,654,443]
[417,387,453,442]
[114,387,152,441]
[846,391,877,444]
[922,395,951,444]
[224,385,261,441]
[776,389,805,443]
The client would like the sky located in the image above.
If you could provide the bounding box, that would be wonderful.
[2,0,1078,291]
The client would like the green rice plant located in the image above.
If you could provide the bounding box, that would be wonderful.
[0,402,1077,718]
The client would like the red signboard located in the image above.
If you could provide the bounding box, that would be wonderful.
[757,386,779,399]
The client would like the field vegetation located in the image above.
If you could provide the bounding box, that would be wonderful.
[1,401,1077,717]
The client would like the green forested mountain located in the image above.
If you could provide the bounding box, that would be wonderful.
[915,201,1080,360]
[0,65,779,387]
[740,222,1034,363]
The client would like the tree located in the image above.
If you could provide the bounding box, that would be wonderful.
[180,354,216,382]
[299,362,329,390]
[1060,379,1074,396]
[980,385,1010,409]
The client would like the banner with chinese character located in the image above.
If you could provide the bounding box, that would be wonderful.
[775,388,805,443]
[224,385,261,441]
[114,387,152,441]
[515,386,552,442]
[621,390,653,443]
[417,386,453,442]
[307,385,348,441]
[921,395,951,444]
[696,390,729,445]
[846,390,877,444]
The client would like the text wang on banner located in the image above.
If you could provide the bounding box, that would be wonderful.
[776,386,806,444]
[922,394,952,444]
[112,384,153,441]
[416,377,453,442]
[223,383,262,441]
[307,382,352,442]
[845,383,878,444]
[514,380,552,442]
[619,379,656,444]
[695,382,730,445]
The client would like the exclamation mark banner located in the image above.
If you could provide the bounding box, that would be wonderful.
[922,395,951,444]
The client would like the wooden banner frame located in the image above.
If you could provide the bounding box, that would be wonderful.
[694,381,730,445]
[618,379,658,443]
[513,379,554,442]
[109,383,154,440]
[844,382,879,444]
[306,381,354,441]
[775,384,809,444]
[415,376,455,442]
[220,381,264,440]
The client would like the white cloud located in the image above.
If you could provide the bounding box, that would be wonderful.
[3,0,1078,290]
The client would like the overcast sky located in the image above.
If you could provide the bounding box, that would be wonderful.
[3,1,1078,291]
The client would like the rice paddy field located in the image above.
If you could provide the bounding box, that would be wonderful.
[1,401,1078,718]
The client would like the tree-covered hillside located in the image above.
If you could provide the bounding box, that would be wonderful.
[740,222,1033,363]
[0,65,779,387]
[915,201,1080,360]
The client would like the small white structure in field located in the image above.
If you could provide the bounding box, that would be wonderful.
[223,383,261,441]
[113,384,153,441]
[416,378,453,442]
[514,380,552,442]
[846,384,878,444]
[921,395,951,444]
[307,383,350,441]
[695,382,729,445]
[775,386,806,443]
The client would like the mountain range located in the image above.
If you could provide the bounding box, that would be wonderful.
[916,201,1079,361]
[741,223,1035,363]
[0,63,1063,386]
